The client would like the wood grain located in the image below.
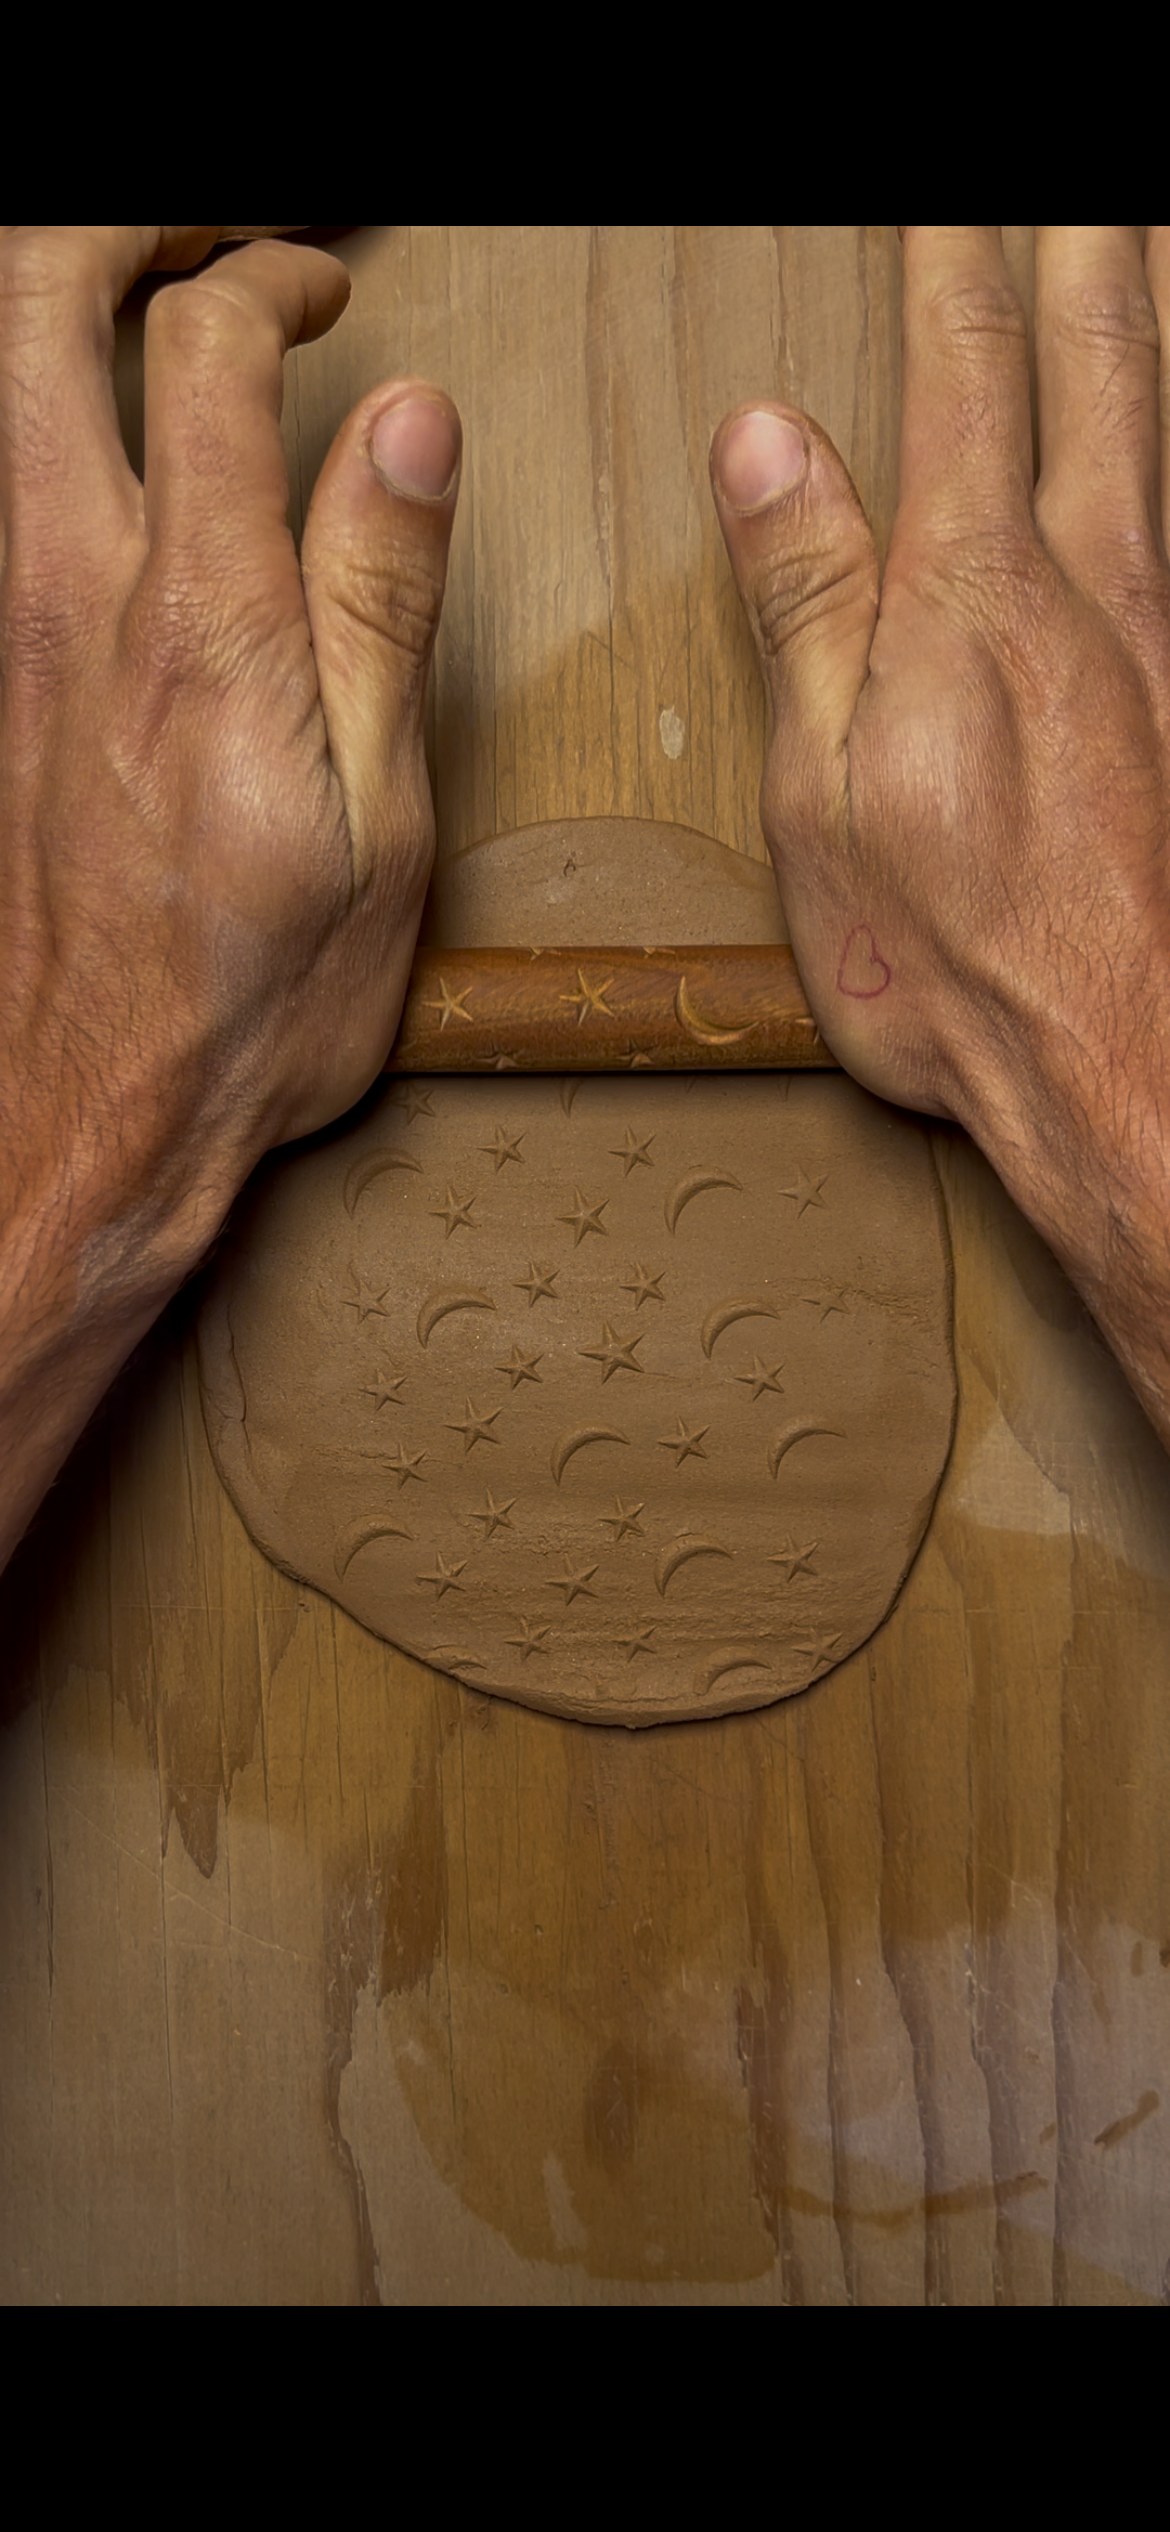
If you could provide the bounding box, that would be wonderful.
[2,227,1168,2307]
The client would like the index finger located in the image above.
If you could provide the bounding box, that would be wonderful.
[0,227,225,568]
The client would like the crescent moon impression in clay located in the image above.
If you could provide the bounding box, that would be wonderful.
[664,1167,743,1233]
[655,1536,734,1597]
[767,1419,843,1478]
[344,1148,423,1214]
[551,1425,631,1486]
[416,1286,498,1348]
[334,1513,414,1578]
[700,1296,783,1360]
[693,1648,774,1697]
[673,976,757,1047]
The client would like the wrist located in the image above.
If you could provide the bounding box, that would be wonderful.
[0,1121,231,1568]
[947,979,1170,1446]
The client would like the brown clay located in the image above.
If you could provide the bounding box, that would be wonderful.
[197,821,955,1725]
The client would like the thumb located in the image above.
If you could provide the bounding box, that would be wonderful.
[709,405,878,846]
[301,380,461,884]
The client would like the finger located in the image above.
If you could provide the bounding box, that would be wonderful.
[1034,226,1163,581]
[0,227,224,562]
[141,239,351,612]
[897,227,1034,555]
[301,381,462,891]
[709,403,878,856]
[1144,225,1170,552]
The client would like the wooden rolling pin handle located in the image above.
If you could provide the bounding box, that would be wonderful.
[384,943,838,1074]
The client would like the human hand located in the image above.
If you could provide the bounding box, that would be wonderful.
[710,226,1170,1440]
[1,224,460,1233]
[0,225,460,1555]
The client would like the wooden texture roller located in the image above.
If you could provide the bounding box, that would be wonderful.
[384,942,837,1074]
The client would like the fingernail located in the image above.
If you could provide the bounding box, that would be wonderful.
[370,396,459,500]
[717,412,806,513]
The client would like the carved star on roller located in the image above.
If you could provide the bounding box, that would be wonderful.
[558,1188,609,1246]
[601,1499,645,1542]
[620,1263,666,1309]
[469,1489,516,1540]
[618,1622,658,1661]
[514,1261,560,1307]
[480,1126,526,1172]
[489,1048,520,1072]
[780,1164,828,1217]
[383,1442,428,1488]
[623,1041,653,1069]
[736,1356,786,1402]
[364,1367,407,1410]
[495,1345,543,1390]
[509,1618,551,1659]
[416,1551,466,1599]
[610,1128,654,1177]
[430,1184,477,1237]
[425,976,474,1029]
[579,1322,644,1383]
[544,1562,599,1605]
[769,1537,819,1581]
[560,969,615,1024]
[447,1398,503,1453]
[657,1419,710,1467]
[343,1270,392,1322]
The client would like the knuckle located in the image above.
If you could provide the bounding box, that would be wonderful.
[1050,277,1161,365]
[0,226,103,310]
[753,543,877,666]
[927,278,1029,359]
[318,532,445,670]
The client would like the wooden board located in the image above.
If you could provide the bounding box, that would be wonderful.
[1,227,1168,2306]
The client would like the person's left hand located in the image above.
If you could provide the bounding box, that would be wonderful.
[0,225,462,1560]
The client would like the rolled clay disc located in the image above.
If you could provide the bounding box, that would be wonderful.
[197,822,955,1725]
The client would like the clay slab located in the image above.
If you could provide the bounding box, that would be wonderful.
[198,1066,954,1723]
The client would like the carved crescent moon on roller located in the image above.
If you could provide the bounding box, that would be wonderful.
[673,976,758,1047]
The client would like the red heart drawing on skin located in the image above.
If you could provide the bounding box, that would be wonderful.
[836,925,892,1001]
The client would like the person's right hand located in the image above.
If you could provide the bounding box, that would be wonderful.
[710,226,1170,1443]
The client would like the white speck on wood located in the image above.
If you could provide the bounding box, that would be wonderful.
[659,708,685,761]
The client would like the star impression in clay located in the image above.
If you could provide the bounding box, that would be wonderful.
[620,1263,666,1309]
[430,1185,477,1237]
[417,1552,466,1598]
[579,1323,645,1383]
[736,1357,786,1402]
[447,1398,503,1453]
[558,1189,609,1246]
[544,1563,599,1605]
[469,1490,516,1539]
[514,1261,560,1306]
[657,1419,710,1467]
[780,1165,828,1217]
[495,1346,543,1390]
